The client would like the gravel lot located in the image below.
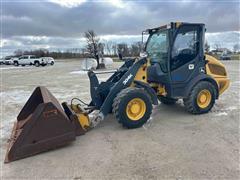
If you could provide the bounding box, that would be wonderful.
[0,60,239,179]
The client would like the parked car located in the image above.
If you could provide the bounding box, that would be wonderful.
[13,55,47,66]
[41,57,55,65]
[220,53,231,60]
[0,58,4,65]
[3,56,13,65]
[11,57,19,63]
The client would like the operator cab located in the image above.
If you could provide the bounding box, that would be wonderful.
[144,22,205,97]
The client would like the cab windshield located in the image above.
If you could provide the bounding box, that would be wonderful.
[146,29,169,72]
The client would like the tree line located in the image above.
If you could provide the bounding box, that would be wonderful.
[13,30,143,61]
[13,41,143,59]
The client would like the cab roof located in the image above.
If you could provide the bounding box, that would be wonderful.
[144,22,205,34]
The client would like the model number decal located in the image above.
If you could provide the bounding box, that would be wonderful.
[123,74,133,85]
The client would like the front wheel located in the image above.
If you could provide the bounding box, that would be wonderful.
[184,81,217,114]
[51,61,54,65]
[113,87,152,129]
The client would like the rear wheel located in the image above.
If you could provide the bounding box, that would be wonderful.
[184,81,216,114]
[51,61,54,65]
[113,87,152,129]
[158,96,177,105]
[34,61,40,67]
[14,61,19,66]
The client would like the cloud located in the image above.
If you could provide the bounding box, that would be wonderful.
[1,0,239,56]
[1,36,85,50]
[48,0,126,9]
[206,31,240,50]
[2,0,239,38]
[48,0,87,8]
[2,15,32,22]
[107,0,126,8]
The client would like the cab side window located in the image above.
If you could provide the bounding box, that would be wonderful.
[171,28,199,70]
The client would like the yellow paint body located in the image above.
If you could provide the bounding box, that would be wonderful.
[175,22,182,28]
[133,59,167,96]
[197,89,212,108]
[76,114,90,130]
[205,54,230,95]
[134,63,148,83]
[71,104,90,130]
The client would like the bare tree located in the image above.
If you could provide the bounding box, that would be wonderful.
[213,43,221,51]
[117,43,129,57]
[14,49,23,56]
[205,41,210,53]
[105,41,114,56]
[112,43,117,56]
[84,30,103,69]
[130,42,142,56]
[98,42,105,56]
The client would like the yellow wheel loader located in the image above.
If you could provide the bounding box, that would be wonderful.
[4,22,230,163]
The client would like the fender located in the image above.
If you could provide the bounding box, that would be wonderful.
[134,80,158,105]
[185,74,219,99]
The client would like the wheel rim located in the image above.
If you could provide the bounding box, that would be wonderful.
[197,89,212,108]
[126,98,146,121]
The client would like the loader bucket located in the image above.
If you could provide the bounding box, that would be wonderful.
[4,86,77,163]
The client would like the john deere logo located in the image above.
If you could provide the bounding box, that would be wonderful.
[123,74,133,85]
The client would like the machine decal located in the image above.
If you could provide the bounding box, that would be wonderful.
[123,74,133,85]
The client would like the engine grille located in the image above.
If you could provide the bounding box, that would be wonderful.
[208,64,227,76]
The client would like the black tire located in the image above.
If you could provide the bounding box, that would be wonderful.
[14,61,19,66]
[112,87,152,129]
[51,61,54,65]
[184,81,217,114]
[158,96,177,105]
[34,61,40,67]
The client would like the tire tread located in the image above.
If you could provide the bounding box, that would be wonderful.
[184,81,216,114]
[113,87,152,128]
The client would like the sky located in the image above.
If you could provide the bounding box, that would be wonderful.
[1,0,240,57]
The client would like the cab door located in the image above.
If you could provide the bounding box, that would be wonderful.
[169,25,204,97]
[18,56,25,65]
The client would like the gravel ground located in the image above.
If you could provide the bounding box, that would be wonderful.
[0,60,239,179]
